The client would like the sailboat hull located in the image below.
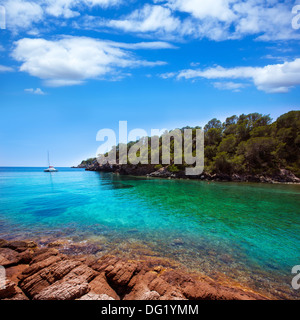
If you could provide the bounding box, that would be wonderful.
[44,152,58,172]
[44,168,58,172]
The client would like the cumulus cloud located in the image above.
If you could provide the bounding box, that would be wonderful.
[11,36,173,86]
[176,59,300,93]
[25,87,45,94]
[2,0,299,41]
[100,0,300,41]
[106,4,181,34]
[1,0,124,31]
[45,0,80,18]
[3,0,43,31]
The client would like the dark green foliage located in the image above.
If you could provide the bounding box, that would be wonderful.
[91,111,299,177]
[80,158,96,166]
[205,111,299,176]
[274,111,300,176]
[168,164,180,173]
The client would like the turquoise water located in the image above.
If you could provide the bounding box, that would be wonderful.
[0,167,299,299]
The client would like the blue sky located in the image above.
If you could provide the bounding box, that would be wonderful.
[0,0,300,166]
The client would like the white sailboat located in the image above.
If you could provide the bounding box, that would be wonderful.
[44,152,58,172]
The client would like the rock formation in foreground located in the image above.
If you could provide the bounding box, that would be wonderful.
[0,239,268,300]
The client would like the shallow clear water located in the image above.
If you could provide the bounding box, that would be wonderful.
[0,167,299,299]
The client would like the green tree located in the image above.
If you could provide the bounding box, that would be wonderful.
[218,135,237,154]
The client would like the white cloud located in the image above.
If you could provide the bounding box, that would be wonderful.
[12,36,173,87]
[213,81,246,92]
[0,64,13,72]
[25,87,46,94]
[101,1,300,41]
[45,0,80,18]
[232,0,297,41]
[1,0,124,31]
[176,59,300,93]
[106,4,181,34]
[3,0,43,31]
[159,72,177,79]
[2,0,298,41]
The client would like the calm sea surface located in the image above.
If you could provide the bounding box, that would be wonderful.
[0,167,299,299]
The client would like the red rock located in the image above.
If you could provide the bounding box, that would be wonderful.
[18,249,35,264]
[62,264,98,283]
[19,259,82,298]
[139,291,161,300]
[6,265,28,283]
[79,293,115,300]
[123,270,185,300]
[30,248,60,265]
[0,279,28,300]
[0,279,17,299]
[105,260,142,286]
[33,264,98,300]
[0,239,8,248]
[21,255,62,278]
[148,276,185,300]
[34,278,89,300]
[90,255,120,273]
[3,240,37,253]
[0,248,21,267]
[3,292,29,300]
[182,282,219,300]
[0,241,269,301]
[88,273,120,300]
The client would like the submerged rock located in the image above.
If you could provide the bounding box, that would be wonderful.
[1,240,37,253]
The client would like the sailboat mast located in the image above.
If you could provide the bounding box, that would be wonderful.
[47,151,50,167]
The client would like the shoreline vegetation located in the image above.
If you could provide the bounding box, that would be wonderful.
[0,238,268,301]
[76,111,300,184]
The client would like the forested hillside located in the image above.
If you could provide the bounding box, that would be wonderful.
[79,111,300,180]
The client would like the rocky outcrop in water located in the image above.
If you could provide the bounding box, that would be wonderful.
[0,239,267,300]
[83,161,300,184]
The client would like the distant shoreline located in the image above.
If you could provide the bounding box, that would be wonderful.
[76,163,300,185]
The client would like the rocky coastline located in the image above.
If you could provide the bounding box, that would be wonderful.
[75,160,300,184]
[0,238,268,301]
